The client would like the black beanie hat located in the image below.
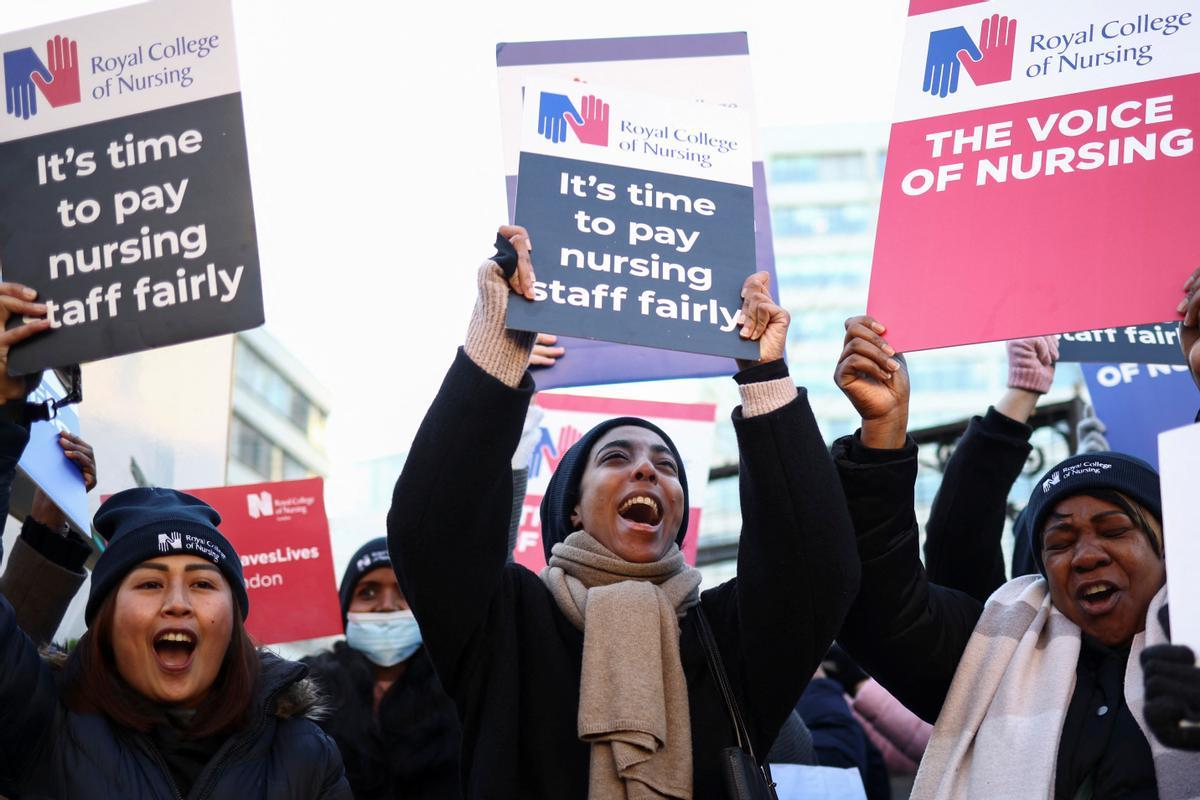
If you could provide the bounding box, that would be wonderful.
[539,416,690,563]
[338,537,391,626]
[1024,452,1161,575]
[87,488,248,625]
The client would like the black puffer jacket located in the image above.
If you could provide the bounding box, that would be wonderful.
[0,618,352,800]
[0,622,352,800]
[302,642,462,799]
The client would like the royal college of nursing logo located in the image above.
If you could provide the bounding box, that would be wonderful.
[246,490,273,519]
[923,14,1018,98]
[4,34,82,120]
[536,91,610,146]
[157,531,183,552]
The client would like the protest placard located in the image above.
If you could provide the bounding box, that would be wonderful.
[0,0,262,374]
[1157,422,1200,652]
[8,372,89,534]
[512,393,716,573]
[1058,321,1187,365]
[870,1,1200,352]
[1082,362,1198,467]
[496,33,774,388]
[509,80,757,361]
[184,478,341,646]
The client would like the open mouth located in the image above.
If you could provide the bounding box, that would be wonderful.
[153,630,197,671]
[618,495,662,528]
[1077,582,1120,614]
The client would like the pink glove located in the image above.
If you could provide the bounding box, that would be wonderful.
[1006,336,1058,394]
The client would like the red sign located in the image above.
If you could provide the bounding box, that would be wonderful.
[183,477,342,645]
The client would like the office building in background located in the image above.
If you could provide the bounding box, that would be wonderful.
[228,327,332,485]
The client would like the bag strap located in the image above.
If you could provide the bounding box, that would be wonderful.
[695,605,756,759]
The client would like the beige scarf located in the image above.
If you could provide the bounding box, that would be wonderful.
[541,531,703,800]
[913,576,1200,800]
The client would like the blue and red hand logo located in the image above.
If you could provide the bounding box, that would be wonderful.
[537,91,609,147]
[4,35,81,120]
[923,14,1016,98]
[527,424,581,478]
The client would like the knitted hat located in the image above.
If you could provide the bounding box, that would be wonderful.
[87,488,248,625]
[1024,452,1161,575]
[539,417,690,562]
[338,537,392,626]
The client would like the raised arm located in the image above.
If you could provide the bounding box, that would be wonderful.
[0,433,96,646]
[713,273,861,753]
[1180,265,1200,400]
[387,228,536,690]
[831,316,984,723]
[0,281,67,782]
[923,337,1053,601]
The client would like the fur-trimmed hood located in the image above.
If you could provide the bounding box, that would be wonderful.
[274,673,330,721]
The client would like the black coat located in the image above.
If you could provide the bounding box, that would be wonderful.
[922,407,1033,603]
[302,641,461,799]
[0,415,351,800]
[832,432,1157,799]
[388,350,860,799]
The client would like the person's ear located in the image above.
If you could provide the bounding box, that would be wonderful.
[570,504,582,529]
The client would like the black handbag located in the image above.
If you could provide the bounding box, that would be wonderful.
[695,607,779,800]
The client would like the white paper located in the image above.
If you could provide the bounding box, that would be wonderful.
[770,764,868,800]
[1158,421,1200,652]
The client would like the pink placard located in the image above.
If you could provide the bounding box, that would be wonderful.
[909,0,988,16]
[870,73,1200,352]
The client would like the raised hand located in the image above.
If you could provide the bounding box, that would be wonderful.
[834,316,909,449]
[566,94,609,146]
[30,431,97,530]
[958,15,1017,86]
[529,332,565,367]
[537,92,583,144]
[59,431,97,491]
[736,271,790,371]
[0,281,51,400]
[31,35,80,108]
[1006,335,1058,394]
[923,27,981,98]
[1178,265,1200,390]
[498,224,536,300]
[3,47,52,120]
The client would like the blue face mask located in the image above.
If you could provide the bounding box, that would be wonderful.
[345,611,423,667]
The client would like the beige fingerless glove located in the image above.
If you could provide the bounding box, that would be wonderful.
[464,261,536,387]
[738,377,797,418]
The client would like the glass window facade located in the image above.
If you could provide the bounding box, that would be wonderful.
[769,153,868,184]
[231,415,272,480]
[771,203,875,238]
[235,340,328,448]
[231,414,315,482]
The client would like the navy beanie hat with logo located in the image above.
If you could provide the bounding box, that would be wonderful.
[539,416,690,563]
[338,536,392,626]
[1024,451,1161,575]
[87,487,248,625]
